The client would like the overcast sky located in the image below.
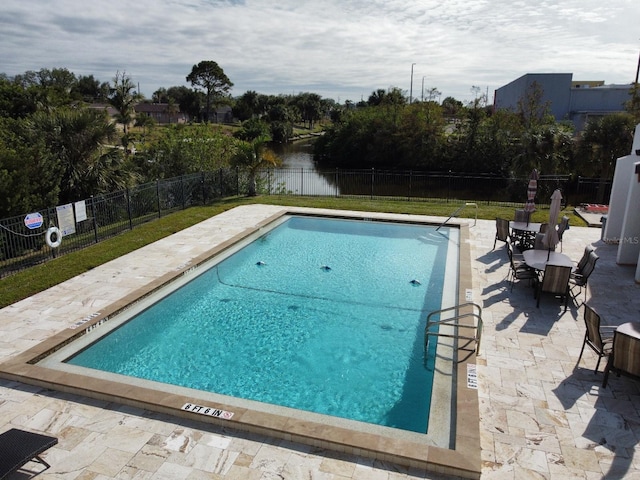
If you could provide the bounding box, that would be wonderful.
[1,0,638,104]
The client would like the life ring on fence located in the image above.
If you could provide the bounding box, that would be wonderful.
[45,226,62,248]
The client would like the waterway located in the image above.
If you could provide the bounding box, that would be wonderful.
[270,140,338,195]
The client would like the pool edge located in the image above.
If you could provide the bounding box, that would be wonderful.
[0,207,480,479]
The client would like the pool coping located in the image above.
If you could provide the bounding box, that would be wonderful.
[0,207,480,479]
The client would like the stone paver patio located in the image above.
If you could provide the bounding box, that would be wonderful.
[1,204,639,479]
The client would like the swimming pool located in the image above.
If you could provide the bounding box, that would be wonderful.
[0,206,480,477]
[62,215,454,433]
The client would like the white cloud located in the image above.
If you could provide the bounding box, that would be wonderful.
[1,0,637,103]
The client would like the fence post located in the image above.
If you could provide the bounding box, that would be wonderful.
[181,175,186,210]
[201,172,207,205]
[408,170,412,201]
[90,196,99,244]
[126,188,133,230]
[335,168,339,197]
[236,167,240,196]
[576,175,581,197]
[447,170,452,203]
[156,180,161,218]
[301,167,304,196]
[370,168,374,200]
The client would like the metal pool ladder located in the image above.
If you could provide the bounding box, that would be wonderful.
[436,202,477,230]
[424,302,483,361]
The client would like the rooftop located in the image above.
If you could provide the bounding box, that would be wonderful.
[1,204,639,479]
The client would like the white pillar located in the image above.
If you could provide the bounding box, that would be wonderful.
[604,124,640,242]
[618,161,640,264]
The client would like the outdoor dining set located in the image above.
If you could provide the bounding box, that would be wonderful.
[493,200,640,388]
[494,212,595,311]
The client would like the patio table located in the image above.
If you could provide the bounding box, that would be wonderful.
[509,221,542,234]
[522,249,573,272]
[510,222,542,250]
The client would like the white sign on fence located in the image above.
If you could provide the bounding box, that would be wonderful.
[74,200,87,222]
[56,204,76,236]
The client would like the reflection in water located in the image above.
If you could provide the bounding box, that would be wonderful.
[268,140,339,195]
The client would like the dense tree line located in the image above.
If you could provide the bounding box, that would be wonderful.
[1,64,637,219]
[315,85,637,197]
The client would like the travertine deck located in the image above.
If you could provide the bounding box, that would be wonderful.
[1,204,639,479]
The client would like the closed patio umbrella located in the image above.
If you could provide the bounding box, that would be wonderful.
[543,189,563,257]
[524,169,539,225]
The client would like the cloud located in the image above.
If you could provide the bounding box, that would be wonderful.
[1,0,637,103]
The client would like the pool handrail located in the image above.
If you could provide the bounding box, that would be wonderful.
[424,302,483,359]
[436,203,478,230]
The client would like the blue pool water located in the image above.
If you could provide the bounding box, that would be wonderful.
[67,216,456,433]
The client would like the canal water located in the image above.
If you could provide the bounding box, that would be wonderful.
[270,140,337,195]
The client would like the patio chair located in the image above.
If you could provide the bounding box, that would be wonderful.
[539,223,549,234]
[493,217,510,250]
[569,251,599,301]
[533,233,546,250]
[557,216,570,252]
[577,303,614,373]
[602,329,640,388]
[536,264,572,310]
[575,245,595,274]
[0,428,58,479]
[514,209,528,222]
[507,241,536,290]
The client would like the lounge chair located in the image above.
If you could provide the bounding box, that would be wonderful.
[0,428,58,479]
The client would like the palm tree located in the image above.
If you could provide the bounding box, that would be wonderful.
[109,71,142,136]
[231,137,280,196]
[32,107,136,202]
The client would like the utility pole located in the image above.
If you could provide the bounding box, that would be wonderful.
[421,76,425,102]
[410,63,416,104]
[632,49,640,120]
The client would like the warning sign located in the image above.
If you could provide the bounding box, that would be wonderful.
[24,212,43,230]
[181,403,234,420]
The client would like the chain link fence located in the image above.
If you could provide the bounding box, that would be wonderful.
[1,167,610,278]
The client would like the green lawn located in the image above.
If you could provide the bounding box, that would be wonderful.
[0,195,583,309]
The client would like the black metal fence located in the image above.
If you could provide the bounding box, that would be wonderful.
[0,167,610,278]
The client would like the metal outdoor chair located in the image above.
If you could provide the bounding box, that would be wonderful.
[536,264,572,311]
[493,217,510,250]
[577,303,614,373]
[533,233,546,250]
[602,328,640,388]
[569,251,599,301]
[557,216,570,252]
[506,241,536,290]
[514,209,528,222]
[575,245,595,273]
